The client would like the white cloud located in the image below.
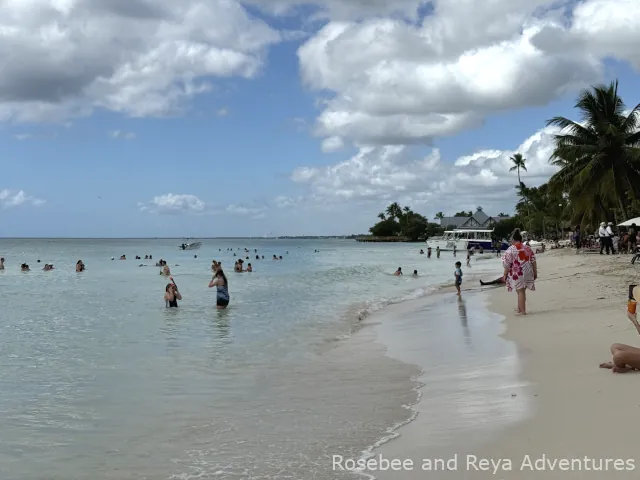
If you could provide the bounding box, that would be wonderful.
[13,133,34,141]
[109,130,136,140]
[290,125,561,216]
[140,193,207,214]
[295,0,640,147]
[0,0,280,123]
[216,107,229,117]
[0,189,45,208]
[226,204,267,219]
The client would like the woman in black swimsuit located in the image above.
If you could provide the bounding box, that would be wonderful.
[164,282,182,308]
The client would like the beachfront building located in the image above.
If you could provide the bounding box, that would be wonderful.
[439,207,510,229]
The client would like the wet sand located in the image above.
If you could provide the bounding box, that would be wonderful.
[365,248,640,479]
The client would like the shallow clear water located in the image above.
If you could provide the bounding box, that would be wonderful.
[0,238,501,479]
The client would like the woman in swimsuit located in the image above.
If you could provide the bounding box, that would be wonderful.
[600,311,640,373]
[164,282,182,308]
[208,269,230,310]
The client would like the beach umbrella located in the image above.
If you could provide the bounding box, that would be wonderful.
[618,217,640,226]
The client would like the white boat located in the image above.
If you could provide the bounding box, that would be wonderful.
[426,229,508,252]
[178,240,202,250]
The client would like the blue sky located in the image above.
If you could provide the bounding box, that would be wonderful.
[1,0,639,237]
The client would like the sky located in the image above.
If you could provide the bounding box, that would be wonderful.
[1,0,640,237]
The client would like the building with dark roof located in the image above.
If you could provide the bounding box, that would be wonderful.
[439,207,510,229]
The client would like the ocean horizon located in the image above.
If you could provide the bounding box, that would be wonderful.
[0,238,505,479]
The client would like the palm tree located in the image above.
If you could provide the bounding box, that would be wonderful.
[547,80,640,220]
[378,212,386,221]
[434,212,445,221]
[509,153,527,184]
[386,202,402,220]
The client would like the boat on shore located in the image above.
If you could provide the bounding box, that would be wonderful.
[426,229,508,252]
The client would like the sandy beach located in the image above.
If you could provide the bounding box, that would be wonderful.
[365,248,640,479]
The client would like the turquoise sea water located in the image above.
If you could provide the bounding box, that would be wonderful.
[0,238,501,479]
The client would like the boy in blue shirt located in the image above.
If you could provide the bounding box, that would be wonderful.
[454,261,463,296]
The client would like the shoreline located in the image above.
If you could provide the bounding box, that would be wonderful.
[361,248,640,479]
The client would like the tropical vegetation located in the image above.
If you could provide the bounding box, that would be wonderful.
[369,202,444,241]
[504,79,640,238]
[366,80,640,241]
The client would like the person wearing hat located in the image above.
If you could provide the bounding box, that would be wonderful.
[606,222,616,254]
[600,286,640,373]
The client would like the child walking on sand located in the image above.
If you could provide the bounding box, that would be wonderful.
[454,261,463,296]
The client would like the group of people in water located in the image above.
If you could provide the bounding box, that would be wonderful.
[0,258,86,272]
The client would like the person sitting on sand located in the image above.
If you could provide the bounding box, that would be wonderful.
[600,311,640,373]
[394,267,403,276]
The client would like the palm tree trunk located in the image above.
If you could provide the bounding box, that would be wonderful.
[517,167,521,185]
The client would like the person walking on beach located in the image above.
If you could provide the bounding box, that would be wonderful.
[454,261,463,296]
[574,225,581,252]
[436,246,441,258]
[427,247,432,258]
[606,222,616,254]
[502,229,537,316]
[453,245,457,257]
[209,269,230,309]
[466,250,471,267]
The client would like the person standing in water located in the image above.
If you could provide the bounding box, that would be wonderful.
[427,247,432,258]
[0,257,4,270]
[164,280,182,308]
[76,260,85,272]
[454,261,463,296]
[209,269,230,309]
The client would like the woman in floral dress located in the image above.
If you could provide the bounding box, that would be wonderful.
[502,229,537,315]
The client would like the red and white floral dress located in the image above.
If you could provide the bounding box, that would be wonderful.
[502,241,536,292]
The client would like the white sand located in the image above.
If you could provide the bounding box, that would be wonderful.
[367,249,640,479]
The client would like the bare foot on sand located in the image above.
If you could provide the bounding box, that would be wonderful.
[612,365,633,373]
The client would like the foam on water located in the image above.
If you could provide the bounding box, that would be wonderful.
[0,238,503,479]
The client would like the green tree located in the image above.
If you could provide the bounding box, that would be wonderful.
[547,80,640,221]
[454,210,472,217]
[434,211,445,221]
[385,202,403,220]
[509,153,527,184]
[377,212,386,220]
[369,218,402,237]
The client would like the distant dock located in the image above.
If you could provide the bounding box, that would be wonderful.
[355,236,409,242]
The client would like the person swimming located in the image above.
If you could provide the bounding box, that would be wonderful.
[43,263,54,271]
[21,263,29,272]
[0,257,4,270]
[209,269,230,310]
[247,263,253,272]
[164,280,182,308]
[394,267,403,276]
[120,255,126,260]
[76,260,85,272]
[413,269,418,276]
